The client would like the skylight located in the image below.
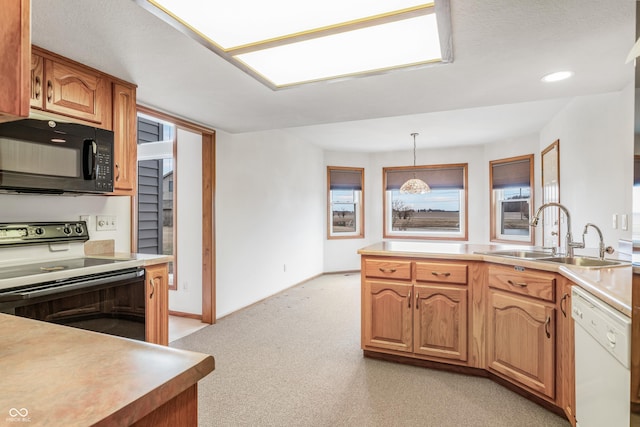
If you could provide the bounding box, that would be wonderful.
[138,0,452,89]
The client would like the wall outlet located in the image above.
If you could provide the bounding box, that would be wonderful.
[96,215,117,231]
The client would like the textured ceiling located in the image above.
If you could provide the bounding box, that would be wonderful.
[31,0,635,151]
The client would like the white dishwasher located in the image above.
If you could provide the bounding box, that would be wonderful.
[572,286,631,427]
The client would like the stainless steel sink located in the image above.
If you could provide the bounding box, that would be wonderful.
[480,250,554,259]
[538,256,629,268]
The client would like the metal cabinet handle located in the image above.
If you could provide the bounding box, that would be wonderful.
[379,267,396,274]
[415,292,419,309]
[545,316,551,338]
[507,279,528,288]
[46,80,52,102]
[115,163,121,181]
[431,272,451,277]
[408,291,411,308]
[149,278,156,299]
[560,293,568,317]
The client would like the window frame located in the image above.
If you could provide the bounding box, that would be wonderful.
[383,163,468,241]
[489,154,534,244]
[327,166,365,239]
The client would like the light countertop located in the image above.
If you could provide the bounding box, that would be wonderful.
[0,313,214,426]
[359,242,633,317]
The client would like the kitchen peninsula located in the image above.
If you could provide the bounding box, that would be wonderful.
[1,314,214,427]
[359,241,632,425]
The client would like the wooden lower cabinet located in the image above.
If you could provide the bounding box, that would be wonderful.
[145,263,169,345]
[487,289,556,399]
[558,280,576,426]
[362,279,413,353]
[361,255,578,423]
[361,258,469,364]
[414,284,467,361]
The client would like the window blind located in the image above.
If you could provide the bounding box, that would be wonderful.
[329,168,362,190]
[491,158,531,189]
[385,166,464,190]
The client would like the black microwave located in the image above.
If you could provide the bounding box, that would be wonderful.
[0,118,114,194]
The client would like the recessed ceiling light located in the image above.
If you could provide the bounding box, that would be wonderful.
[541,71,574,83]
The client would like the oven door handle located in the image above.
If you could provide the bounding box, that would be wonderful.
[0,268,144,302]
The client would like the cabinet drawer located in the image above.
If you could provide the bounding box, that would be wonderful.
[488,265,555,302]
[415,262,467,284]
[364,259,412,280]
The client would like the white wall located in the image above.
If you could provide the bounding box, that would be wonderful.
[322,135,541,272]
[540,88,634,252]
[216,129,324,318]
[321,88,633,272]
[0,193,131,262]
[169,128,203,315]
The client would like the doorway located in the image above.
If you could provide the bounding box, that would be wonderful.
[133,106,216,323]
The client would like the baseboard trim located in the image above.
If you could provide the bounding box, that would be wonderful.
[168,310,202,320]
[216,273,325,321]
[363,350,486,377]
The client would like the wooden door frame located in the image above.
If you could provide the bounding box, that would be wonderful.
[131,105,216,324]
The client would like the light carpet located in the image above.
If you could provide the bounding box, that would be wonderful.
[171,273,570,427]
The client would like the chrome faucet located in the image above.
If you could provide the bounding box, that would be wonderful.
[581,223,614,260]
[530,202,583,257]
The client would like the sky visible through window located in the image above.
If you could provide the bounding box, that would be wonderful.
[392,189,460,211]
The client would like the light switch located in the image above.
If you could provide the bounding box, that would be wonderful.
[96,215,117,231]
[612,214,618,229]
[622,214,629,231]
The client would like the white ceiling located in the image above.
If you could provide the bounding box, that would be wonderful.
[31,0,635,152]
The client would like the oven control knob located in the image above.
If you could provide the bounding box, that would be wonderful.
[34,227,44,235]
[75,225,83,234]
[63,227,71,235]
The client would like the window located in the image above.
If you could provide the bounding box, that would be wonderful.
[383,164,467,240]
[137,112,177,289]
[327,166,364,239]
[490,155,534,244]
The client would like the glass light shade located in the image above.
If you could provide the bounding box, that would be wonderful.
[400,178,431,194]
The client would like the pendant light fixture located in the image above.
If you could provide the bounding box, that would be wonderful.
[400,133,431,194]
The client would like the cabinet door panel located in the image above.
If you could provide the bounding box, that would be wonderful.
[45,59,109,126]
[363,280,412,353]
[30,53,44,109]
[487,290,555,399]
[414,284,467,361]
[112,83,137,194]
[145,263,169,345]
[0,0,30,121]
[559,282,576,425]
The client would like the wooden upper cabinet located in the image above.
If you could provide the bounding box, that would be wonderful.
[30,53,44,109]
[30,46,113,129]
[43,58,111,127]
[0,0,30,122]
[112,83,137,194]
